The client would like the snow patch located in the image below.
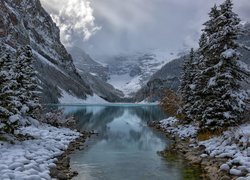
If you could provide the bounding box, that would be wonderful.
[59,89,108,104]
[0,124,80,180]
[200,124,250,178]
[84,94,109,104]
[32,50,69,78]
[108,73,141,97]
[159,117,198,139]
[221,49,235,59]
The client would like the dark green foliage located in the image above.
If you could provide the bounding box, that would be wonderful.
[0,45,42,134]
[179,48,198,121]
[0,53,20,133]
[179,0,249,131]
[15,46,41,116]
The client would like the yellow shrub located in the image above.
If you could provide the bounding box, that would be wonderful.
[197,129,224,141]
[160,89,182,117]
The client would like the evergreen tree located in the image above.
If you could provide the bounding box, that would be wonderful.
[0,54,21,133]
[179,48,197,121]
[188,34,208,122]
[191,0,248,130]
[15,46,41,116]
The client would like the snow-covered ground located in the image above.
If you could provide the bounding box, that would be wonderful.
[158,117,250,179]
[59,89,108,104]
[159,117,198,139]
[0,124,80,180]
[200,124,250,179]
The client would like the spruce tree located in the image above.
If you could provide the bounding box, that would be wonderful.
[188,34,208,122]
[194,0,248,130]
[179,48,197,121]
[0,54,21,133]
[15,46,41,116]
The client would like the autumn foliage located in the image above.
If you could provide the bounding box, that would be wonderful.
[160,89,182,117]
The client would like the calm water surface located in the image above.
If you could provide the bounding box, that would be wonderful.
[57,104,202,180]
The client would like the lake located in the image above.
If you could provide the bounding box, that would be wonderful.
[57,104,203,180]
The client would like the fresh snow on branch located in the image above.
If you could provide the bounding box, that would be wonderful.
[221,49,236,59]
[239,43,250,51]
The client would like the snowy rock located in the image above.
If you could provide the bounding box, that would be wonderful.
[200,154,208,158]
[230,168,242,176]
[199,124,250,179]
[159,117,198,138]
[0,124,80,179]
[220,164,230,171]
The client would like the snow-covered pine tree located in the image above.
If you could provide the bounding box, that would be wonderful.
[15,46,41,116]
[179,48,197,121]
[0,53,21,133]
[179,48,194,101]
[188,33,208,122]
[196,0,248,130]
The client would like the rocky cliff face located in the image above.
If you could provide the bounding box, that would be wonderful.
[134,56,184,102]
[0,0,75,71]
[68,46,110,82]
[0,0,122,103]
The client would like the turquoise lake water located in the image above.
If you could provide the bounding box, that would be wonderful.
[56,104,203,180]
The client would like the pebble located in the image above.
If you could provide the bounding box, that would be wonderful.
[200,154,208,158]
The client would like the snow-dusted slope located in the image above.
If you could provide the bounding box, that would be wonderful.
[0,0,92,103]
[106,50,179,97]
[0,0,123,104]
[68,46,109,82]
[0,124,80,179]
[59,89,109,104]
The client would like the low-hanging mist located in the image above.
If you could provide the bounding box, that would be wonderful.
[41,0,250,60]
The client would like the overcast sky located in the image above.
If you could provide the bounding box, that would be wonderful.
[40,0,250,60]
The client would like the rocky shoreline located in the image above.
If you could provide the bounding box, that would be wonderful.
[149,122,238,180]
[50,131,93,180]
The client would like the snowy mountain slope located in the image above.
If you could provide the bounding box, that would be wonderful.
[0,0,123,103]
[0,0,92,103]
[76,70,124,102]
[134,56,184,102]
[67,46,109,82]
[134,23,250,102]
[106,50,179,97]
[67,46,124,102]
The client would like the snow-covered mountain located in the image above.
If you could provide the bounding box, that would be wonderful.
[0,0,123,103]
[67,46,109,82]
[134,23,250,102]
[105,50,179,97]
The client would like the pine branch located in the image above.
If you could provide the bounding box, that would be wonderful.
[239,43,250,51]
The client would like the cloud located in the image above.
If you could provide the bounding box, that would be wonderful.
[41,0,250,59]
[40,0,101,46]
